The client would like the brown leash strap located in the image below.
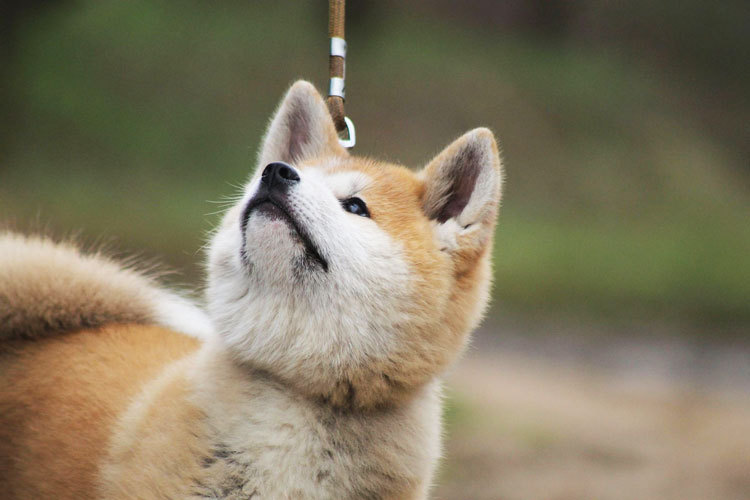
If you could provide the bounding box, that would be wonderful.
[326,0,355,147]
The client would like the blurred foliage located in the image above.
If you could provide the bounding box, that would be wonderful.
[1,0,748,330]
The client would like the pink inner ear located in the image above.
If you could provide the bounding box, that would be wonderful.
[435,148,480,223]
[283,101,311,164]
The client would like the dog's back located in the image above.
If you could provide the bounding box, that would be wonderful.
[0,233,205,498]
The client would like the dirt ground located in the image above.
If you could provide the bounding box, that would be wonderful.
[434,322,750,500]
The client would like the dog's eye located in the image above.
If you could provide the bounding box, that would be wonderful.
[341,197,370,218]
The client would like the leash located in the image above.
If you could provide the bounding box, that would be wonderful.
[326,0,355,148]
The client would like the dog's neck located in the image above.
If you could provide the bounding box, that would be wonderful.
[201,331,431,412]
[103,338,436,499]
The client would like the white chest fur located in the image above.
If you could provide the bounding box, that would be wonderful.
[187,345,442,499]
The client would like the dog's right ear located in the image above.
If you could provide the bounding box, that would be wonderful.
[258,81,348,168]
[419,128,503,270]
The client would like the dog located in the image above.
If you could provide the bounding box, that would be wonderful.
[0,80,503,499]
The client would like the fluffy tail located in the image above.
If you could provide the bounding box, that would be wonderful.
[0,232,212,341]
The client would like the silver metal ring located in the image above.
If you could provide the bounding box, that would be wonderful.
[338,116,356,148]
[329,77,345,99]
[330,37,347,58]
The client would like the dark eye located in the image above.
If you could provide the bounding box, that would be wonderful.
[341,197,370,218]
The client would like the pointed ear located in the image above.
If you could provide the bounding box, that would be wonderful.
[419,128,503,251]
[258,81,347,167]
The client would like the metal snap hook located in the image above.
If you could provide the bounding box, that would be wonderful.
[338,116,356,148]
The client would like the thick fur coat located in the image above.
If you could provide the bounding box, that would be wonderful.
[0,81,503,499]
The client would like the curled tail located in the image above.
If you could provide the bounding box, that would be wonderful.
[0,232,212,341]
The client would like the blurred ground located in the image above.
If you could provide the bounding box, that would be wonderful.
[437,321,750,500]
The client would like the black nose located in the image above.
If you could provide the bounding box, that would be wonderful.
[261,162,300,190]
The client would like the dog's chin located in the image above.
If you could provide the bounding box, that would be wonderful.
[242,207,328,274]
[252,200,289,224]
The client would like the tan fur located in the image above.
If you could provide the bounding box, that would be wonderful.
[0,81,503,498]
[98,354,210,499]
[0,233,158,340]
[0,325,199,498]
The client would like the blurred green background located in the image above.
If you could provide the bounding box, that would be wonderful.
[1,0,748,328]
[3,2,750,499]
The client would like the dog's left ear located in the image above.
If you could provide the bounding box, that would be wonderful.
[419,128,503,260]
[258,80,348,167]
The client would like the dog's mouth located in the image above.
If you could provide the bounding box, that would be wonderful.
[241,195,328,272]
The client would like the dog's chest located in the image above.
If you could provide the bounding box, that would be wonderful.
[192,384,427,499]
[190,442,341,499]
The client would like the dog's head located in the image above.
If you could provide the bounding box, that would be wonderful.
[207,81,503,409]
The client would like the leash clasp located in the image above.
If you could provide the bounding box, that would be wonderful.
[338,116,355,149]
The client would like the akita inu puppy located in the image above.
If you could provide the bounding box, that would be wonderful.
[0,81,503,499]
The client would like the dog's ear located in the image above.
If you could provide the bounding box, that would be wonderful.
[419,128,503,262]
[258,81,347,167]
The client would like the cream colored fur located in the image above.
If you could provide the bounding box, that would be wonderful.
[0,80,503,499]
[0,233,211,340]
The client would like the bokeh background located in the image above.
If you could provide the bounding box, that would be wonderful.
[2,1,748,498]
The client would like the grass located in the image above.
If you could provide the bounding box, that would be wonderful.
[2,0,748,329]
[494,209,750,325]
